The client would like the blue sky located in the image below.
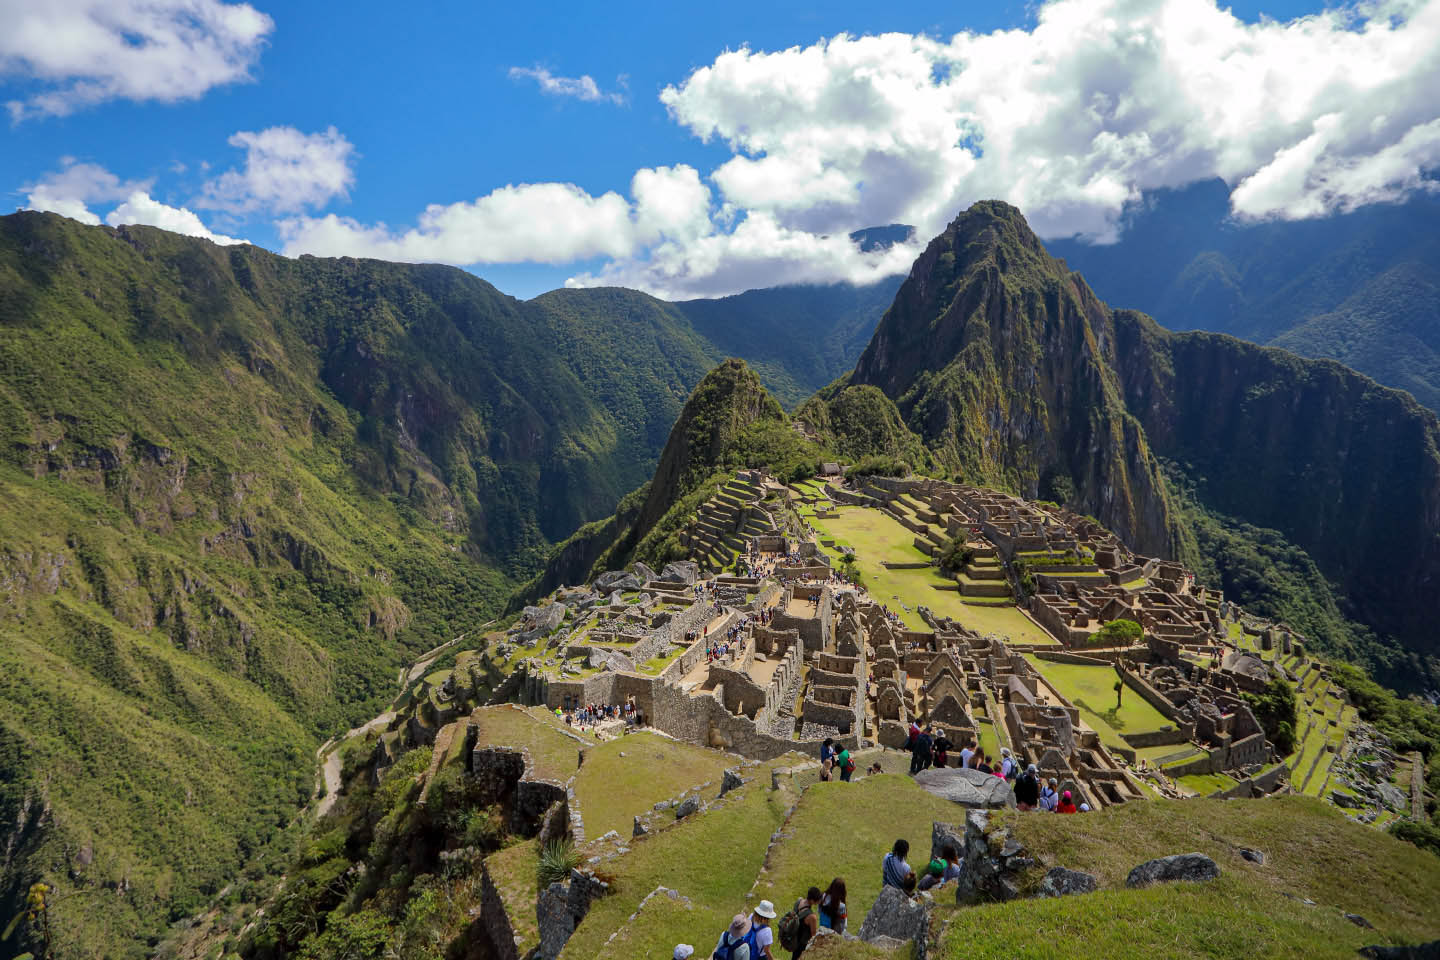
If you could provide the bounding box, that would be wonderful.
[4,0,1437,299]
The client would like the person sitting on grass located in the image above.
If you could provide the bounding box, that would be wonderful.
[818,878,847,935]
[882,839,912,889]
[1056,790,1079,814]
[1039,777,1059,811]
[917,844,963,891]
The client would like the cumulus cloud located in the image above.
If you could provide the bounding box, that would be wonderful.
[279,165,710,266]
[270,0,1440,297]
[0,0,273,120]
[20,158,149,224]
[509,66,627,105]
[106,191,245,244]
[200,126,356,214]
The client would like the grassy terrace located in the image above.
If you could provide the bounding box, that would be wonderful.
[757,775,973,925]
[1022,655,1173,752]
[559,762,799,960]
[801,502,1053,643]
[484,840,543,956]
[571,731,738,838]
[472,705,583,781]
[935,796,1440,959]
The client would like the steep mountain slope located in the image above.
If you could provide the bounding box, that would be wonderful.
[674,278,902,407]
[832,201,1440,688]
[1048,180,1440,412]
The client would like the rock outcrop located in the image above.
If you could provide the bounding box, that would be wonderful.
[913,766,1015,808]
[1124,853,1220,888]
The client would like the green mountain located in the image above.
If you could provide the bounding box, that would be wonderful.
[0,212,888,958]
[1048,180,1440,413]
[828,201,1440,689]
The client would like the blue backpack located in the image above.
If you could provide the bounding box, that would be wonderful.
[714,926,759,960]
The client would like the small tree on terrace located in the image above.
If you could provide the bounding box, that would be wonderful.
[1093,619,1143,647]
[839,551,859,581]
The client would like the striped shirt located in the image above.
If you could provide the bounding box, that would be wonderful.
[882,852,912,889]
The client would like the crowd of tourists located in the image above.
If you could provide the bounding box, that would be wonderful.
[669,875,850,960]
[558,696,644,731]
[902,723,1090,812]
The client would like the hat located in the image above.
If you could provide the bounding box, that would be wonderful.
[1079,803,1091,812]
[674,946,695,960]
[728,914,752,938]
[755,899,778,919]
[1001,747,1011,756]
[1026,763,1038,775]
[1063,790,1072,799]
[1048,778,1058,786]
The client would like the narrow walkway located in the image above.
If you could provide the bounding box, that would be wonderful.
[417,718,467,807]
[1411,750,1429,822]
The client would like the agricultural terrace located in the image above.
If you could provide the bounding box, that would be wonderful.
[799,500,1053,644]
[571,731,738,838]
[1021,655,1173,752]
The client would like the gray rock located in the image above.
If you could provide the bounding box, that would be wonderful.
[659,561,700,585]
[720,768,744,797]
[633,561,658,583]
[675,795,701,819]
[1331,789,1361,809]
[1036,867,1099,898]
[1346,913,1376,929]
[1359,941,1440,959]
[1125,853,1220,889]
[653,801,670,811]
[1239,847,1265,865]
[858,885,932,948]
[913,766,1015,808]
[930,821,966,865]
[594,570,642,593]
[633,816,647,837]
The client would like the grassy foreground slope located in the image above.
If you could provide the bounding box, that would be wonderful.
[939,796,1440,958]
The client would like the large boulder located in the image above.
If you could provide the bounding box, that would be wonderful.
[1036,867,1099,898]
[594,570,641,593]
[674,795,701,819]
[719,768,744,797]
[659,561,700,585]
[858,885,932,951]
[930,821,967,864]
[913,766,1014,808]
[633,561,658,583]
[1360,942,1440,959]
[1125,853,1220,888]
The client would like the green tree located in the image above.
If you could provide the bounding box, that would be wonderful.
[838,552,859,580]
[1093,619,1143,647]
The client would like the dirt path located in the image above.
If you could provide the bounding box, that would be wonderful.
[314,709,397,818]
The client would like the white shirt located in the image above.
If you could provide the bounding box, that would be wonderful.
[960,748,974,768]
[753,923,774,953]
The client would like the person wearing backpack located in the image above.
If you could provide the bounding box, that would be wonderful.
[778,887,821,957]
[836,747,855,782]
[712,913,759,960]
[1015,763,1040,810]
[932,729,952,768]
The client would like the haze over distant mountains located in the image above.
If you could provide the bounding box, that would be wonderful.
[1048,180,1440,413]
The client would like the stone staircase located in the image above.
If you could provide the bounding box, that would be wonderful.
[680,473,780,573]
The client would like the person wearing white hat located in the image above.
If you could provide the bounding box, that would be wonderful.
[750,900,778,959]
[673,945,694,960]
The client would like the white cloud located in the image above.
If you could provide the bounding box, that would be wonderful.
[20,158,150,224]
[270,0,1440,298]
[200,126,356,214]
[0,0,273,120]
[509,65,626,105]
[105,191,245,244]
[278,166,709,266]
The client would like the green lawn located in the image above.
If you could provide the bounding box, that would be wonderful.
[757,775,971,930]
[571,731,738,839]
[934,796,1440,959]
[1176,771,1239,795]
[559,773,792,960]
[472,706,582,782]
[806,506,1051,642]
[484,841,543,955]
[1023,656,1173,751]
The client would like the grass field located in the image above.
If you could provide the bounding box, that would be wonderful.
[571,731,738,838]
[757,775,975,929]
[1176,771,1239,795]
[933,795,1440,958]
[1022,656,1173,750]
[484,841,543,955]
[471,705,582,782]
[805,505,1052,643]
[559,772,793,960]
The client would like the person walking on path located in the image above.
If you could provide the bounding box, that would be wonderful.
[750,901,778,960]
[1014,763,1040,810]
[712,914,757,960]
[785,887,821,957]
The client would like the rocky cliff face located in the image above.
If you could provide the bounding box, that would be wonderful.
[851,201,1180,556]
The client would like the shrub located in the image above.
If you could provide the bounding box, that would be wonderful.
[1088,619,1142,647]
[537,839,581,890]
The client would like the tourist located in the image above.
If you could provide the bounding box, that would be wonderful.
[933,729,952,768]
[818,878,847,935]
[751,901,778,960]
[867,761,883,776]
[836,745,855,782]
[959,739,976,769]
[819,738,835,782]
[1056,790,1079,814]
[786,887,821,957]
[713,913,758,960]
[917,844,963,892]
[974,751,992,775]
[882,839,912,890]
[1000,747,1017,780]
[1014,763,1040,810]
[1039,778,1059,812]
[1079,802,1091,812]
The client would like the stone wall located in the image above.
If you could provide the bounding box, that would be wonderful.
[1116,664,1181,721]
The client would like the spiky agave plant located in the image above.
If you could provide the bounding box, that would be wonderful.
[536,839,581,890]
